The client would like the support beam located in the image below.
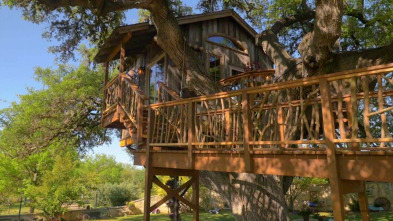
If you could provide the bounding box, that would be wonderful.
[143,108,155,221]
[320,79,345,221]
[192,170,199,221]
[358,182,370,221]
[105,32,132,63]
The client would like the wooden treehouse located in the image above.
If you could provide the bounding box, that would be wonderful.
[94,10,393,221]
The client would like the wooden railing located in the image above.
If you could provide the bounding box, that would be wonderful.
[148,64,393,155]
[103,73,147,146]
[103,74,120,114]
[220,69,275,90]
[157,81,181,102]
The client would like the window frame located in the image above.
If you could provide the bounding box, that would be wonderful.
[205,33,248,55]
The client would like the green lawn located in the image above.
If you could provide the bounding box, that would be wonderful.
[0,205,42,215]
[92,211,393,221]
[93,211,235,221]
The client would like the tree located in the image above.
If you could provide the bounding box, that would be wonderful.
[3,0,393,220]
[0,58,111,214]
[286,177,328,212]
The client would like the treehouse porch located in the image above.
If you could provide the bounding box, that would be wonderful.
[101,62,393,221]
[95,10,393,221]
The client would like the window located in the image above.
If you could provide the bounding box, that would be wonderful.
[149,58,165,104]
[209,54,221,82]
[208,36,244,51]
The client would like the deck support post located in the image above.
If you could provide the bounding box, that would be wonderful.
[192,170,199,221]
[143,168,199,221]
[143,108,154,221]
[358,181,370,221]
[320,79,345,221]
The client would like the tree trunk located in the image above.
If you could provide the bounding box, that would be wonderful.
[201,171,289,220]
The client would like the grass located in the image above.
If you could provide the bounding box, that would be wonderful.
[0,204,42,215]
[92,211,235,221]
[92,211,393,221]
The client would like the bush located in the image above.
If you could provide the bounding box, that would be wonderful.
[108,185,132,206]
[98,182,140,207]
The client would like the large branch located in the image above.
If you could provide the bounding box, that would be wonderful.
[298,0,343,73]
[258,9,315,79]
[270,10,315,35]
[36,0,151,14]
[258,30,297,79]
[328,43,393,73]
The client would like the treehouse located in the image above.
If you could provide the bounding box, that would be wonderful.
[95,10,393,221]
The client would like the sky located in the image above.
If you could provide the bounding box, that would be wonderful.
[0,2,199,165]
[0,7,138,165]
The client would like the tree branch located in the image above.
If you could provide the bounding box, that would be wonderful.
[270,10,315,35]
[36,0,151,14]
[258,30,297,78]
[329,43,393,73]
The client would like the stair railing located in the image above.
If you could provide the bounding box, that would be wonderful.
[119,73,148,146]
[157,81,181,102]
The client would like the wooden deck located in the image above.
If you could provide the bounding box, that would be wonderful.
[102,63,393,221]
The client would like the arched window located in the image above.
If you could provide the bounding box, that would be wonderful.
[207,36,245,51]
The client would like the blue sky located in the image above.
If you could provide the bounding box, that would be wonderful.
[0,2,199,165]
[0,7,137,164]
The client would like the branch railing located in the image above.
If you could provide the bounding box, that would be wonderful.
[220,69,275,90]
[148,64,393,154]
[103,73,147,146]
[157,81,181,102]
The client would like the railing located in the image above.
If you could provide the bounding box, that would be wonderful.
[120,73,147,125]
[220,69,275,90]
[103,75,120,114]
[103,73,147,146]
[157,81,181,102]
[148,64,393,154]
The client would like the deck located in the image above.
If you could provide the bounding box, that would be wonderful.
[102,63,393,221]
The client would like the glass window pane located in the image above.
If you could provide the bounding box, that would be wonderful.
[209,55,221,82]
[149,58,165,103]
[208,36,243,51]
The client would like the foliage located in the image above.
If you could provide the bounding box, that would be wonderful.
[0,54,117,217]
[98,182,140,207]
[25,150,85,216]
[348,198,360,212]
[285,177,328,211]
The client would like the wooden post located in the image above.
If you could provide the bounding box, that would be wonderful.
[241,91,252,172]
[278,106,285,149]
[120,42,125,73]
[102,62,109,121]
[136,96,144,148]
[192,170,199,221]
[320,79,345,221]
[143,108,155,221]
[350,77,359,150]
[187,101,195,169]
[358,181,370,221]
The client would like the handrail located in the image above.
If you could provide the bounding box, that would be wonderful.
[150,63,393,108]
[103,74,120,90]
[219,69,275,86]
[157,81,181,101]
[123,77,148,100]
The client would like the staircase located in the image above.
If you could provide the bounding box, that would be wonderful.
[102,73,149,148]
[102,74,183,149]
